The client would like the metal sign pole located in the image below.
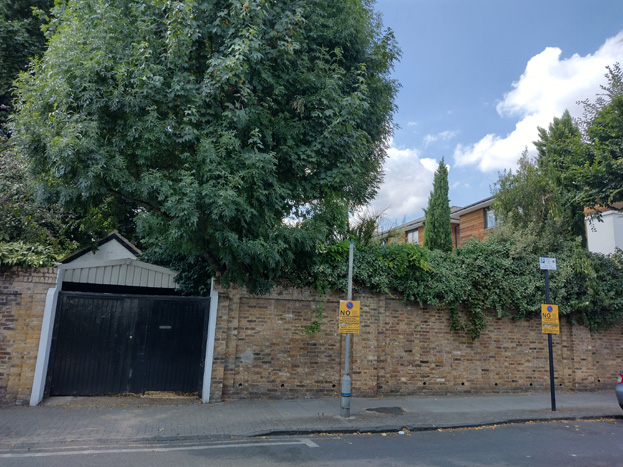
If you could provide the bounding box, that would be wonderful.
[544,269,556,412]
[340,242,354,418]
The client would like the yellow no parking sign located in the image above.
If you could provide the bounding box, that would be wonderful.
[541,304,559,334]
[339,300,360,334]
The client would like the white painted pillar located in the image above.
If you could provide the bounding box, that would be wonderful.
[30,269,63,406]
[202,278,219,403]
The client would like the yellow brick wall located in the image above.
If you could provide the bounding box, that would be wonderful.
[212,283,623,400]
[2,269,620,404]
[0,268,57,405]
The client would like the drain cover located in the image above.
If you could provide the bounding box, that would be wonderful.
[365,406,405,415]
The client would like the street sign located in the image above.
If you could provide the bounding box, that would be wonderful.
[339,300,360,334]
[539,257,557,270]
[541,264,558,412]
[541,304,559,334]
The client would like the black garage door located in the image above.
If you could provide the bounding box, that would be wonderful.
[47,292,209,396]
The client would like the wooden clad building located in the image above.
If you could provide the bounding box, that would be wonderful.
[391,196,499,249]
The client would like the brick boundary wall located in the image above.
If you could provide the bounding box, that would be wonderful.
[210,283,623,401]
[1,268,621,405]
[0,267,57,406]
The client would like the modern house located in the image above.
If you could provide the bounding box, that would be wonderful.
[585,204,623,255]
[390,196,622,255]
[391,196,500,248]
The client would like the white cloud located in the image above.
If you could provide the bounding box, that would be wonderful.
[368,143,438,222]
[420,157,439,172]
[424,130,458,147]
[454,32,623,172]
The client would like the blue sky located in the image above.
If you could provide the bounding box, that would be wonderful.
[370,0,623,226]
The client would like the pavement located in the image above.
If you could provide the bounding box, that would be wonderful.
[0,391,621,452]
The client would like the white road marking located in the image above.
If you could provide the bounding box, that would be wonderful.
[0,438,319,458]
[300,438,319,448]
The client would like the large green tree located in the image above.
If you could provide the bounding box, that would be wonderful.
[534,110,586,246]
[0,135,130,265]
[12,0,399,291]
[423,158,452,252]
[494,64,623,250]
[0,0,54,135]
[493,150,568,249]
[493,110,587,249]
[577,63,623,210]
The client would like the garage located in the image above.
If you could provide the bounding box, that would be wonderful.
[31,232,217,402]
[47,292,209,396]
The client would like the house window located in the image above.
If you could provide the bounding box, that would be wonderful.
[406,230,419,245]
[485,208,502,230]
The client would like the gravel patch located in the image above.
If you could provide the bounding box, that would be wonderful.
[41,392,201,408]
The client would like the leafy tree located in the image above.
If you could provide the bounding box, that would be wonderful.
[0,136,75,265]
[1,138,60,244]
[345,206,396,246]
[533,110,586,245]
[423,158,452,252]
[0,0,54,135]
[493,150,562,247]
[495,111,587,247]
[1,134,138,265]
[576,63,623,210]
[12,0,399,292]
[495,64,623,249]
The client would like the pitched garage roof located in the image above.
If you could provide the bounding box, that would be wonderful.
[59,232,178,289]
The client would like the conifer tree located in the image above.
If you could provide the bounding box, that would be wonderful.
[423,158,453,252]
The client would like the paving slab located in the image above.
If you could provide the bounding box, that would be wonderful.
[0,391,621,452]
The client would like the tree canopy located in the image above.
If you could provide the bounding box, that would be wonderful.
[423,158,452,252]
[0,136,74,266]
[0,0,53,135]
[0,134,129,266]
[494,64,623,249]
[494,112,587,247]
[577,63,623,210]
[12,0,399,291]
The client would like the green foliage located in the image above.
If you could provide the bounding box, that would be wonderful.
[577,64,623,210]
[287,232,623,340]
[140,248,215,297]
[480,65,623,337]
[494,64,623,249]
[0,0,54,134]
[345,207,390,245]
[0,241,57,267]
[494,151,569,247]
[0,136,126,263]
[494,112,587,247]
[0,136,78,256]
[534,110,587,245]
[423,158,452,252]
[291,241,431,297]
[551,248,623,332]
[12,0,400,293]
[303,299,325,337]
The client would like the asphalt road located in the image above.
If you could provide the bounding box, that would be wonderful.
[2,420,622,466]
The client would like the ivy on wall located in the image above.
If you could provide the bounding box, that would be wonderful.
[286,231,623,339]
[8,215,619,341]
[0,241,57,268]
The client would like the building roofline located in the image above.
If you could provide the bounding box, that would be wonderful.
[60,231,142,264]
[453,196,494,216]
[379,196,495,236]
